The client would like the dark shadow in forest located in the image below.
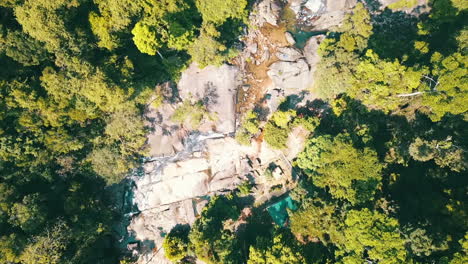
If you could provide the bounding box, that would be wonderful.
[368,9,418,61]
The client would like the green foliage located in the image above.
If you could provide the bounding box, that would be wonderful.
[450,233,468,264]
[105,108,147,156]
[247,231,306,264]
[188,28,229,68]
[349,49,426,112]
[195,0,247,24]
[0,29,49,66]
[314,3,373,99]
[19,221,70,264]
[296,134,383,204]
[270,110,296,129]
[337,3,373,51]
[291,116,320,132]
[405,227,448,257]
[189,195,241,264]
[243,110,260,134]
[238,180,253,196]
[9,193,47,233]
[89,11,120,50]
[14,0,87,54]
[132,22,163,56]
[163,225,190,263]
[409,137,466,172]
[235,129,252,145]
[290,201,343,245]
[423,52,467,121]
[0,1,466,264]
[88,146,135,184]
[235,110,260,145]
[0,0,247,263]
[338,209,407,264]
[0,234,22,263]
[388,0,418,10]
[315,0,467,121]
[263,122,289,149]
[171,100,213,129]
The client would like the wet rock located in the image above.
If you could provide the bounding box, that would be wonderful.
[267,59,312,90]
[285,32,296,45]
[275,47,303,62]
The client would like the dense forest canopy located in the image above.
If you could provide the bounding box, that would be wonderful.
[0,0,466,264]
[0,0,248,263]
[176,1,467,264]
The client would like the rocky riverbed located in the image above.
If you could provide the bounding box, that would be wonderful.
[119,0,416,263]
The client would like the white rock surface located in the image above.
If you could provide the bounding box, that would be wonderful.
[304,0,325,13]
[290,0,357,30]
[289,0,303,14]
[130,137,251,263]
[310,0,357,30]
[285,32,296,45]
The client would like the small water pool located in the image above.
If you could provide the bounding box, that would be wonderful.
[292,30,327,49]
[267,195,298,226]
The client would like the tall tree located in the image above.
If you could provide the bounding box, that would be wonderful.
[296,134,383,204]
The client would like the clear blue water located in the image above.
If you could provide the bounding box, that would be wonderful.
[292,30,327,49]
[267,195,298,226]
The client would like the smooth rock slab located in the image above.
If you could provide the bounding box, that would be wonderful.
[275,47,303,62]
[178,63,239,134]
[267,59,312,90]
[135,172,210,211]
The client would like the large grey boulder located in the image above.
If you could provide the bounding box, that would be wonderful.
[267,59,312,90]
[310,0,357,30]
[303,35,325,90]
[178,63,239,134]
[275,47,303,62]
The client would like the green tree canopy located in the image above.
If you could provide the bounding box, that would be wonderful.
[163,225,190,262]
[338,209,407,264]
[247,231,306,264]
[188,195,241,264]
[409,137,466,172]
[290,200,344,245]
[422,51,467,121]
[195,0,247,25]
[296,134,383,204]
